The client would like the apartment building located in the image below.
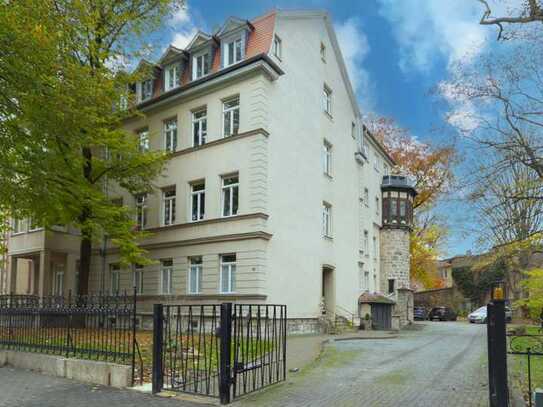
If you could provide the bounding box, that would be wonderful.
[3,10,413,332]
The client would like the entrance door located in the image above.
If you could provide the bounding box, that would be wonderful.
[322,267,335,317]
[372,304,392,330]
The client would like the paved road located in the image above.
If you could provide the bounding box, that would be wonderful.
[0,322,488,407]
[238,321,489,407]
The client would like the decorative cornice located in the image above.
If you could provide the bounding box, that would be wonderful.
[169,128,269,158]
[145,212,269,233]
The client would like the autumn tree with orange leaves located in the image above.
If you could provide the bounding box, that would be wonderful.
[365,115,456,289]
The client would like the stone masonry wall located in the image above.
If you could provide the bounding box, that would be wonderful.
[380,228,411,292]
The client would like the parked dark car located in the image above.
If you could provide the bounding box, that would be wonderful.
[428,306,457,321]
[413,306,428,321]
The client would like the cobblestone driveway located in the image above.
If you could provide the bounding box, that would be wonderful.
[0,322,488,407]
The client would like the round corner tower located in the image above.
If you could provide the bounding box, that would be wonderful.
[380,175,417,327]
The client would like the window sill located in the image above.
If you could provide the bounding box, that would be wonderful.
[11,232,25,236]
[323,235,333,241]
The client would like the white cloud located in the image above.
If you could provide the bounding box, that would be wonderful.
[377,0,489,73]
[169,3,198,49]
[335,18,373,109]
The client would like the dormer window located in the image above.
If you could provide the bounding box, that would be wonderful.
[164,64,180,91]
[137,79,153,102]
[192,52,210,80]
[223,36,244,67]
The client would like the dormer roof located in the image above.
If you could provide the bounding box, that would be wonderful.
[186,31,213,51]
[157,45,185,65]
[215,16,253,37]
[132,59,160,76]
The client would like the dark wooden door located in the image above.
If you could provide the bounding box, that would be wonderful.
[372,304,392,330]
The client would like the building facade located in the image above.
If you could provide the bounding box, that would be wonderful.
[3,10,413,332]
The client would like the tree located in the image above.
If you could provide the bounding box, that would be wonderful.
[365,115,456,288]
[476,0,543,39]
[517,267,543,319]
[0,0,184,294]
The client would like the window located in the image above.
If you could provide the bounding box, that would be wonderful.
[376,196,380,216]
[160,259,173,295]
[364,271,370,290]
[188,256,202,294]
[192,108,207,146]
[135,193,148,230]
[52,264,64,296]
[373,236,377,259]
[162,187,176,226]
[12,218,26,234]
[190,182,205,221]
[139,79,153,102]
[320,42,326,61]
[223,96,240,137]
[164,64,180,91]
[351,122,356,139]
[322,202,332,237]
[138,129,149,152]
[222,174,239,217]
[323,85,332,116]
[363,230,369,255]
[374,153,380,172]
[192,53,210,80]
[323,141,332,176]
[383,163,389,175]
[364,188,369,206]
[110,264,120,295]
[273,35,282,59]
[224,37,243,67]
[133,264,144,295]
[388,279,395,294]
[363,140,369,158]
[220,254,236,294]
[163,118,177,152]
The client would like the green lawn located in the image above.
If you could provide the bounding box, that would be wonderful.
[508,326,543,404]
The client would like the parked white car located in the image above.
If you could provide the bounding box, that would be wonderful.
[468,305,512,324]
[468,306,487,324]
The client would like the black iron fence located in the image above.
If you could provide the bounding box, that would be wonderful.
[507,333,543,407]
[152,303,287,404]
[0,291,142,385]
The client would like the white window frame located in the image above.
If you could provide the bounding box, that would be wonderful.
[364,188,369,207]
[110,265,120,295]
[160,259,173,295]
[192,52,210,80]
[164,63,180,91]
[223,36,244,67]
[11,218,26,235]
[138,129,149,152]
[363,230,369,255]
[135,193,148,230]
[163,118,177,153]
[221,174,239,217]
[222,96,240,138]
[192,108,207,147]
[273,35,282,59]
[322,202,332,238]
[133,265,144,295]
[52,264,64,296]
[376,196,380,216]
[188,257,202,294]
[220,254,236,294]
[162,187,176,226]
[323,140,332,176]
[140,79,153,102]
[323,85,332,116]
[373,236,378,259]
[190,182,205,222]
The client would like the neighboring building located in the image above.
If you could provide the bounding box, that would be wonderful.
[437,259,454,288]
[4,10,413,332]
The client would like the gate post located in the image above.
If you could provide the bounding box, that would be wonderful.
[487,300,509,407]
[152,304,164,394]
[219,302,233,405]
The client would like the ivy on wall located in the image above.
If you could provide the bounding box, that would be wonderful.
[452,258,506,304]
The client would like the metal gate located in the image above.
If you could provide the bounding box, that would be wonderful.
[152,303,287,404]
[371,303,392,330]
[507,333,543,407]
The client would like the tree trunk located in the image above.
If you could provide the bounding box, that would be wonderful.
[78,146,93,296]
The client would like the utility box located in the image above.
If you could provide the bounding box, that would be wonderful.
[535,389,543,407]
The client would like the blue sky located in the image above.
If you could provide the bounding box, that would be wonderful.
[152,0,505,258]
